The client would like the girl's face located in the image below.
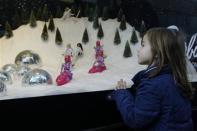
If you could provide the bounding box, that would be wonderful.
[137,34,153,65]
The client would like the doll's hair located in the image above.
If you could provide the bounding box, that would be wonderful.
[144,27,194,100]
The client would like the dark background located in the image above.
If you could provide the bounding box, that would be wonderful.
[0,0,197,39]
[0,0,197,130]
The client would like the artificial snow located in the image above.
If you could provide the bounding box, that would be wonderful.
[0,15,196,100]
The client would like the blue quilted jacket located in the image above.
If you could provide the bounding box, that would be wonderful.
[109,65,193,131]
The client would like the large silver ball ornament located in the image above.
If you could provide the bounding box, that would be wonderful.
[2,64,17,73]
[15,50,41,67]
[0,71,12,84]
[17,65,31,77]
[0,80,7,96]
[22,68,53,87]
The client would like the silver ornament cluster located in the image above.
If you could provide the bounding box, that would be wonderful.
[15,50,41,67]
[0,71,12,84]
[0,80,6,96]
[22,68,53,87]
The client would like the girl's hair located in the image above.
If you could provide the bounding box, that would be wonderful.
[145,27,194,100]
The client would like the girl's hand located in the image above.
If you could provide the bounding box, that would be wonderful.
[115,79,127,90]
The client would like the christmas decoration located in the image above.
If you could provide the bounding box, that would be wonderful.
[15,50,41,67]
[55,28,63,45]
[114,28,121,45]
[123,40,132,58]
[4,21,13,38]
[89,41,106,73]
[82,28,89,44]
[117,8,123,22]
[29,10,37,28]
[48,15,55,32]
[93,15,99,29]
[119,15,126,31]
[0,80,7,97]
[0,71,12,84]
[130,28,138,44]
[56,55,73,86]
[102,6,109,21]
[22,68,53,87]
[97,23,104,39]
[41,23,48,41]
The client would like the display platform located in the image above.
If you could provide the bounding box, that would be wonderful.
[0,82,196,130]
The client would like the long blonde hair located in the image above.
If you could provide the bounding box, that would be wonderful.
[145,27,194,100]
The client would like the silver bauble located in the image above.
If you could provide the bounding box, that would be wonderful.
[0,80,7,96]
[22,68,53,87]
[17,65,31,77]
[2,64,17,73]
[0,71,12,84]
[15,50,41,67]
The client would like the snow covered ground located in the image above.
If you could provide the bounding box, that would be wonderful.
[0,15,196,100]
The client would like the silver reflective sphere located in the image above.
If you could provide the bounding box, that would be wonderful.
[0,71,12,84]
[0,80,7,96]
[17,65,31,77]
[22,68,53,87]
[15,50,41,66]
[2,64,17,73]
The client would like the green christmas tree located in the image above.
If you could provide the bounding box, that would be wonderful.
[123,40,132,57]
[36,7,42,20]
[84,4,89,17]
[97,23,104,39]
[102,6,109,21]
[82,28,89,44]
[48,15,55,32]
[4,21,13,38]
[12,10,21,29]
[130,28,138,44]
[88,7,94,22]
[114,28,121,45]
[55,6,62,18]
[117,8,123,22]
[139,20,146,37]
[55,28,63,45]
[41,4,49,22]
[119,15,126,31]
[41,23,48,41]
[93,15,99,29]
[21,9,30,24]
[29,10,37,28]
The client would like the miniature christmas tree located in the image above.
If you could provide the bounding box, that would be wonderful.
[84,4,89,17]
[12,10,21,29]
[55,6,62,18]
[4,21,13,38]
[93,15,99,29]
[41,23,48,41]
[88,7,94,22]
[48,15,55,32]
[123,40,132,57]
[21,9,30,24]
[119,15,126,31]
[55,28,63,45]
[139,20,146,37]
[117,8,123,22]
[36,7,42,20]
[82,28,89,44]
[97,24,104,39]
[102,6,109,21]
[29,10,37,28]
[114,28,121,45]
[130,28,138,44]
[41,4,49,22]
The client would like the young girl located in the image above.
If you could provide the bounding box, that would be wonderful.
[108,27,194,130]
